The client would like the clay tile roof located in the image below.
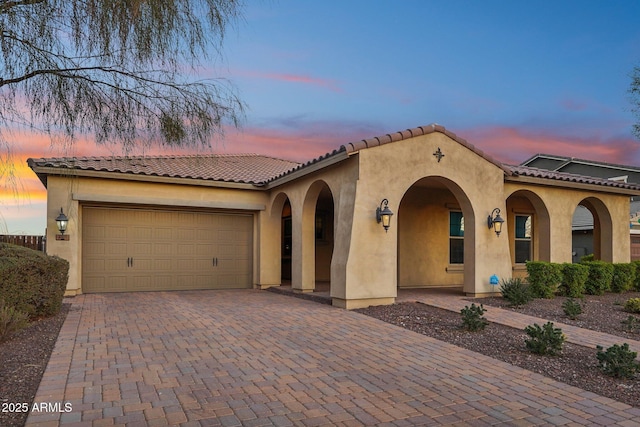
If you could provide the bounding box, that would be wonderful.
[341,123,512,175]
[507,164,640,191]
[27,153,300,185]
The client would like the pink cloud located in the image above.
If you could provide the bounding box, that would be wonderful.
[463,126,640,166]
[236,70,342,92]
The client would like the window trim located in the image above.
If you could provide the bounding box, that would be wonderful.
[514,213,533,264]
[449,210,464,265]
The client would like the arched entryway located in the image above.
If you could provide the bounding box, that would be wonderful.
[572,197,614,262]
[505,190,551,277]
[397,176,475,290]
[271,192,293,284]
[299,181,335,292]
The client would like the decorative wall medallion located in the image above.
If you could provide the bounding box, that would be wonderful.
[433,147,445,162]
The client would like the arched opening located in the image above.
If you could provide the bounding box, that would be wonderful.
[505,190,551,277]
[314,185,334,292]
[299,181,335,293]
[397,176,474,291]
[572,198,613,262]
[270,192,292,285]
[281,198,292,282]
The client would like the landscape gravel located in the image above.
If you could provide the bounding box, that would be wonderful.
[357,291,640,409]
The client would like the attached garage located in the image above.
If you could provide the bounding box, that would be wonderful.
[82,206,253,293]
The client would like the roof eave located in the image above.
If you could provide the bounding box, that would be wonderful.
[505,174,640,196]
[264,149,350,189]
[28,165,264,190]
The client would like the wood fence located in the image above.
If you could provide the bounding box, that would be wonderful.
[0,235,46,252]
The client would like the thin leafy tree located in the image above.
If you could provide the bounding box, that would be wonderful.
[0,0,245,157]
[631,66,640,139]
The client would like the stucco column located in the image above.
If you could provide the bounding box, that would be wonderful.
[46,177,79,295]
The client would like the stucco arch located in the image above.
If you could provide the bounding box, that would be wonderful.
[505,189,551,266]
[299,180,336,292]
[397,175,475,291]
[270,191,292,219]
[269,191,293,282]
[576,197,614,262]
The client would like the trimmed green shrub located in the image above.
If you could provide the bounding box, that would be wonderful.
[0,243,69,318]
[562,298,583,320]
[624,298,640,313]
[611,263,636,293]
[525,261,562,299]
[460,303,488,331]
[633,261,640,291]
[580,254,595,262]
[596,343,640,379]
[0,299,29,342]
[582,261,614,295]
[499,278,532,308]
[524,322,566,356]
[559,263,588,298]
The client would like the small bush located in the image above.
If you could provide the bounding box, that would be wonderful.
[0,299,29,342]
[581,254,595,262]
[500,278,532,307]
[633,261,640,291]
[460,303,488,332]
[596,343,640,379]
[611,263,636,293]
[562,298,583,320]
[621,315,640,332]
[524,322,566,356]
[526,261,562,299]
[582,261,614,295]
[0,243,69,318]
[559,263,588,298]
[624,298,640,313]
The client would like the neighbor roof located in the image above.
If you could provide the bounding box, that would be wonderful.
[506,164,640,192]
[27,154,301,187]
[521,153,640,180]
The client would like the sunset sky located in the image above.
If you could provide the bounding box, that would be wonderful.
[3,1,640,235]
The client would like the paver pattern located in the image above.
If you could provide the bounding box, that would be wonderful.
[27,290,640,426]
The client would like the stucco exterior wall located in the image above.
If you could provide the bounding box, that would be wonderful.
[343,132,513,304]
[262,157,360,302]
[504,182,631,264]
[45,175,269,294]
[398,188,464,287]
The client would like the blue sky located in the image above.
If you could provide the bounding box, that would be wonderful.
[3,1,640,234]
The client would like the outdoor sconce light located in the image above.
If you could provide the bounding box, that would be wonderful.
[376,199,394,232]
[487,208,505,237]
[55,208,69,241]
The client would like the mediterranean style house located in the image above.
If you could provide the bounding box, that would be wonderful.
[28,124,640,309]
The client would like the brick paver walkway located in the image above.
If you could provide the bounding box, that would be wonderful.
[27,290,640,426]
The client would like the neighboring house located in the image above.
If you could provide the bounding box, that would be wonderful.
[29,124,640,308]
[521,154,640,261]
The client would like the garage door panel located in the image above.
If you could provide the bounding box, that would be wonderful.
[154,228,173,240]
[83,207,253,293]
[177,243,196,255]
[132,242,152,255]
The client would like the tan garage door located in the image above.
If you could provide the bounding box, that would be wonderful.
[82,206,253,293]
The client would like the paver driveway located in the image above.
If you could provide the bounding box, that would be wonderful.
[28,290,639,426]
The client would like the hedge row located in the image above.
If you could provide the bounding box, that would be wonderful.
[525,260,640,299]
[0,243,69,318]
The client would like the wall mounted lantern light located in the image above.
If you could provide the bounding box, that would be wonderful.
[55,208,69,240]
[376,199,394,232]
[487,208,505,237]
